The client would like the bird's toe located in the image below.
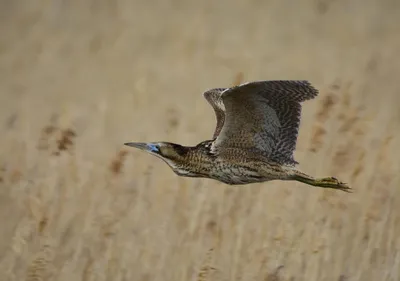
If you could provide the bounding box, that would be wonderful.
[337,182,352,193]
[323,177,352,192]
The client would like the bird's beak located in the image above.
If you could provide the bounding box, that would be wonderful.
[124,142,160,153]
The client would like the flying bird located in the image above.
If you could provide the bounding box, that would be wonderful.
[125,80,350,192]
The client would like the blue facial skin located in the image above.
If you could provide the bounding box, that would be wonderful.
[147,144,160,153]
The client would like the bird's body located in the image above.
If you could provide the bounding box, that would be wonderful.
[125,80,350,192]
[162,140,289,184]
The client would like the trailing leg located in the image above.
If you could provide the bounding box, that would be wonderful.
[291,170,351,192]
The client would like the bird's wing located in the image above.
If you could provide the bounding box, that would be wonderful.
[211,80,318,165]
[203,88,228,139]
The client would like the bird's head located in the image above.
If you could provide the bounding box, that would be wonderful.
[124,141,197,176]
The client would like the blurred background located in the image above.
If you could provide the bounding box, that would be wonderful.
[1,0,400,280]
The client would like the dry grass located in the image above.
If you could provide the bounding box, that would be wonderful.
[1,0,400,280]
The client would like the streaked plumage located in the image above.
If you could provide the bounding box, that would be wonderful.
[125,80,350,192]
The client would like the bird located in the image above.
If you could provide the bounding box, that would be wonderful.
[125,80,351,192]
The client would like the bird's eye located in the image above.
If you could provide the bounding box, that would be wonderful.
[147,144,160,153]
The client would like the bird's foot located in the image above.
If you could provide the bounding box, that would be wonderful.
[315,177,352,192]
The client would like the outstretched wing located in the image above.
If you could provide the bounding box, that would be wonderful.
[212,80,318,165]
[203,88,228,139]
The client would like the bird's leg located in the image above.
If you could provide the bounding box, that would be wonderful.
[291,170,351,192]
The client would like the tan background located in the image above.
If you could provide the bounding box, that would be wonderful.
[1,0,400,280]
